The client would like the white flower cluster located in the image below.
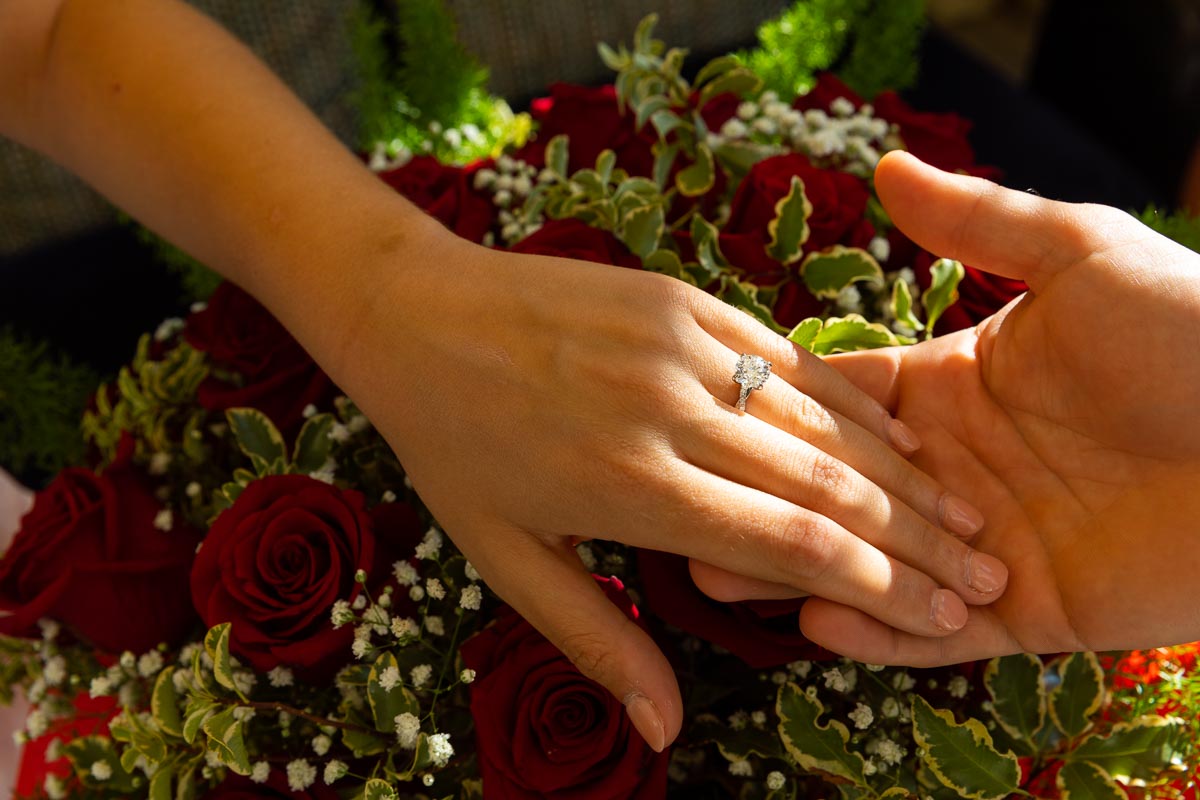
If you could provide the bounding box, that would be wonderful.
[710,90,898,178]
[473,155,547,245]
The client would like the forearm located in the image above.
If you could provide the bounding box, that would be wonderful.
[0,0,443,368]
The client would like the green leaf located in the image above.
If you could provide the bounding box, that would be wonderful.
[689,215,729,286]
[910,695,1021,800]
[714,139,776,178]
[785,317,823,351]
[226,408,286,467]
[546,134,570,178]
[922,258,965,338]
[718,276,788,334]
[152,668,184,738]
[342,724,388,758]
[690,716,785,762]
[983,654,1046,752]
[203,622,245,700]
[175,760,199,800]
[698,67,763,110]
[182,700,217,745]
[1067,715,1186,782]
[1049,652,1105,739]
[652,143,678,190]
[766,176,812,265]
[367,652,421,734]
[597,41,626,71]
[201,709,251,776]
[1056,760,1127,800]
[292,413,335,474]
[595,149,617,185]
[633,13,659,55]
[634,95,672,130]
[649,108,684,140]
[793,314,905,355]
[621,204,665,259]
[693,55,741,88]
[675,143,715,197]
[776,682,867,786]
[642,248,686,280]
[149,763,174,800]
[363,778,400,800]
[890,277,925,332]
[799,246,884,299]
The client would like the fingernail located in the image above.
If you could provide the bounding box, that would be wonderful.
[624,692,666,752]
[888,418,921,453]
[966,551,1007,594]
[941,494,984,537]
[931,589,968,632]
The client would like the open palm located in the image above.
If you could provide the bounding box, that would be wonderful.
[799,152,1200,665]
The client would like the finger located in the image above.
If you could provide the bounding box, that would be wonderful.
[469,524,683,751]
[676,401,1004,602]
[689,558,808,602]
[822,347,905,414]
[690,290,921,455]
[625,464,973,637]
[798,596,1021,667]
[690,340,984,540]
[874,150,1124,292]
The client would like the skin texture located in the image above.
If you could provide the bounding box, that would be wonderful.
[0,0,1006,748]
[698,151,1200,665]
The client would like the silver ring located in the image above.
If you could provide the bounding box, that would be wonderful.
[733,353,772,411]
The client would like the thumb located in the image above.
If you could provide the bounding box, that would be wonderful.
[875,151,1118,292]
[479,530,682,752]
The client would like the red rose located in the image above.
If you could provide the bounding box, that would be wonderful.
[508,219,643,268]
[184,283,337,437]
[0,439,201,653]
[189,475,420,680]
[377,156,497,243]
[517,84,656,177]
[460,576,668,799]
[637,550,832,669]
[204,771,340,799]
[872,91,992,177]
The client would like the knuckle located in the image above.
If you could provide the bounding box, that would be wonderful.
[803,453,851,503]
[785,392,840,442]
[558,629,619,681]
[775,514,839,582]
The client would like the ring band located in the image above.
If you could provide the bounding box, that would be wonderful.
[733,353,772,411]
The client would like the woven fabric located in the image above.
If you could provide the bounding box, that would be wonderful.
[0,1,782,256]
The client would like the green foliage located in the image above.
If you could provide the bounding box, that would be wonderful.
[1050,652,1106,740]
[984,653,1047,754]
[1134,205,1200,253]
[799,245,883,299]
[788,314,909,354]
[737,0,925,100]
[922,258,965,338]
[81,333,210,467]
[767,176,814,265]
[776,682,867,786]
[349,0,528,162]
[0,327,99,477]
[910,695,1021,800]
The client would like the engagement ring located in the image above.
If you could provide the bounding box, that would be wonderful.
[733,353,772,411]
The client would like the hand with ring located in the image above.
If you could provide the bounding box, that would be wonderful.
[332,227,1007,750]
[0,0,1007,752]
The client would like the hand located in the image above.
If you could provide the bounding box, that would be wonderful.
[334,226,1006,748]
[746,151,1200,665]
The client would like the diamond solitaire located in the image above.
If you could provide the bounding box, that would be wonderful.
[733,353,772,411]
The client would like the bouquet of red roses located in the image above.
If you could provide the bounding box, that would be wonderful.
[1,14,1195,800]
